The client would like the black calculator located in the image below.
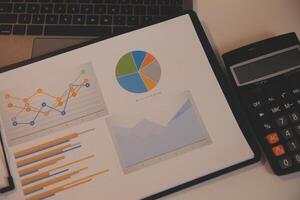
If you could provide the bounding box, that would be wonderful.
[222,33,300,175]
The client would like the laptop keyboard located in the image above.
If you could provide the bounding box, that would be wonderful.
[0,0,184,36]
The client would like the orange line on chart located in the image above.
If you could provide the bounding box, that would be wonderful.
[23,167,88,195]
[18,156,65,176]
[14,132,80,158]
[5,78,90,116]
[20,154,94,186]
[25,178,92,200]
[11,105,46,114]
[25,169,110,200]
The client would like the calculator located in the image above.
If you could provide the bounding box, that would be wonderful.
[222,33,300,175]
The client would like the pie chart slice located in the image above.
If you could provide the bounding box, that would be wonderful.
[116,51,161,93]
[139,60,161,83]
[117,72,148,93]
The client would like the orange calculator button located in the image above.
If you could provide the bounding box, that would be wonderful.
[265,132,279,144]
[272,145,285,157]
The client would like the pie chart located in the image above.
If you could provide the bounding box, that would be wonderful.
[116,51,161,93]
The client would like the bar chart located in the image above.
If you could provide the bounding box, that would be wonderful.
[13,129,109,200]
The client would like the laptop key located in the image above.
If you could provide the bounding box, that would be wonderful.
[80,4,92,14]
[121,5,132,14]
[0,24,12,34]
[107,5,119,14]
[59,14,71,24]
[94,4,106,14]
[73,15,85,24]
[161,5,181,15]
[118,0,129,4]
[46,14,58,24]
[27,3,40,13]
[105,0,117,3]
[13,24,26,34]
[27,25,43,35]
[0,3,12,12]
[134,5,146,15]
[54,4,66,13]
[170,0,182,4]
[148,6,158,15]
[67,4,79,14]
[0,14,17,23]
[127,15,138,25]
[44,25,112,36]
[14,3,26,12]
[18,14,31,23]
[32,14,45,23]
[113,15,125,25]
[144,0,156,4]
[86,15,98,24]
[141,15,152,24]
[91,0,103,3]
[100,15,112,25]
[158,0,169,4]
[41,4,53,13]
[131,0,142,4]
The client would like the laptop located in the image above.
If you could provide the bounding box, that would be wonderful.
[0,0,194,67]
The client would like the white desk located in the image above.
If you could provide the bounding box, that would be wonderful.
[164,0,300,199]
[0,1,299,199]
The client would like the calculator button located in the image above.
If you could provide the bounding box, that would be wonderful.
[292,88,300,96]
[293,153,300,164]
[256,111,267,120]
[265,132,279,144]
[296,99,300,106]
[294,124,300,135]
[251,100,263,109]
[278,157,293,169]
[287,140,300,152]
[262,123,273,131]
[275,116,288,127]
[280,91,289,99]
[272,145,285,156]
[283,102,294,110]
[280,128,294,140]
[266,96,276,104]
[270,106,282,114]
[288,112,300,123]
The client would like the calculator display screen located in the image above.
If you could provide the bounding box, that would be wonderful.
[231,46,300,86]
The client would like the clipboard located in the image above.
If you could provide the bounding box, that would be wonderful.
[0,133,14,193]
[0,11,260,199]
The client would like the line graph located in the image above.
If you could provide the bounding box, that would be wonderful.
[0,63,108,146]
[6,76,91,127]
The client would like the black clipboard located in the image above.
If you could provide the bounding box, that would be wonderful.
[0,11,260,199]
[0,133,15,193]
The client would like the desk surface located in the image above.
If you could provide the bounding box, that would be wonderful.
[0,0,300,199]
[165,1,300,200]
